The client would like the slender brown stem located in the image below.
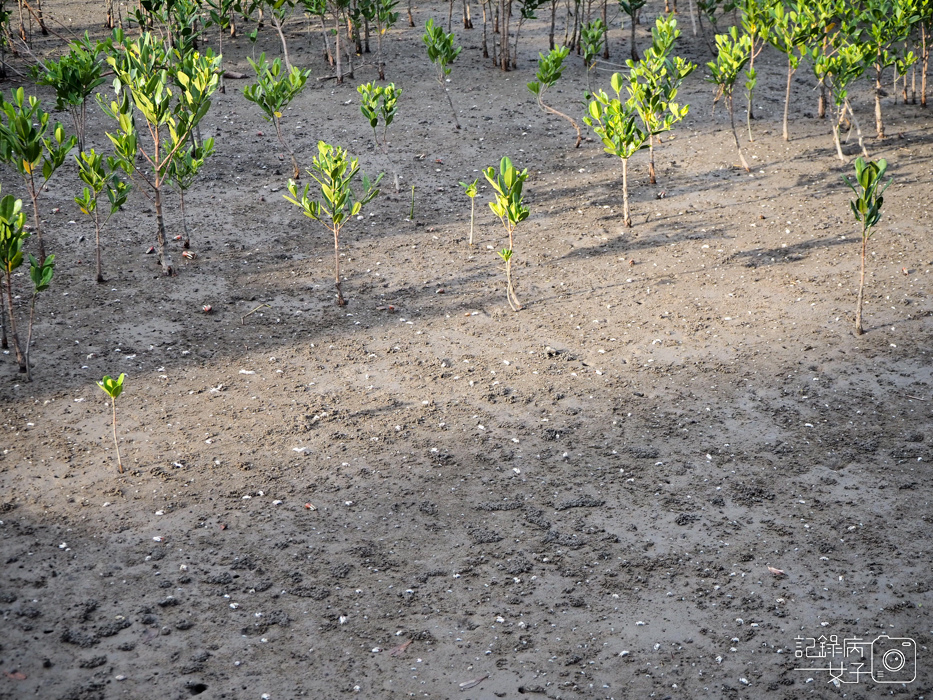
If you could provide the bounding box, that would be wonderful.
[537,93,581,147]
[648,134,656,184]
[333,225,345,305]
[4,272,25,372]
[94,205,105,283]
[274,117,299,179]
[728,94,750,172]
[111,396,123,473]
[24,291,36,381]
[782,59,794,141]
[855,232,866,335]
[622,158,631,227]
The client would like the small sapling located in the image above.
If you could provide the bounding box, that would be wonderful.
[423,18,462,129]
[96,373,126,473]
[483,156,529,311]
[284,141,382,306]
[459,178,478,245]
[584,73,648,227]
[75,149,131,283]
[243,52,311,179]
[528,46,582,147]
[706,27,752,172]
[843,157,891,335]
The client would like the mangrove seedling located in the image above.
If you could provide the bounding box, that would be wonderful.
[357,81,401,154]
[101,33,220,276]
[0,191,28,373]
[423,18,462,129]
[627,14,695,184]
[34,33,109,153]
[843,156,891,335]
[528,46,582,147]
[0,88,77,263]
[619,0,647,61]
[96,373,126,473]
[244,52,311,179]
[581,19,607,94]
[459,178,478,245]
[24,254,54,382]
[169,139,216,247]
[706,27,752,172]
[75,149,132,283]
[483,156,529,311]
[584,72,648,227]
[284,141,382,306]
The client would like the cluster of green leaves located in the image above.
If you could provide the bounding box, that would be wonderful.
[34,33,110,152]
[102,30,221,275]
[483,156,528,312]
[358,82,401,153]
[628,15,696,183]
[0,190,54,380]
[423,19,462,128]
[96,373,126,473]
[75,150,131,283]
[843,157,892,335]
[244,52,311,178]
[527,46,582,147]
[284,141,382,306]
[0,87,77,262]
[706,27,752,171]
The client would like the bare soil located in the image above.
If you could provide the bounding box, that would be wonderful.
[2,2,933,699]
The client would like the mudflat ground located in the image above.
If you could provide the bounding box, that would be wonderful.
[1,1,932,699]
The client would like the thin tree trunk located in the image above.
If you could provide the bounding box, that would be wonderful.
[538,93,582,146]
[24,291,38,381]
[94,206,105,283]
[334,12,343,83]
[27,175,45,264]
[0,279,7,349]
[621,157,631,227]
[443,84,461,128]
[831,102,845,162]
[448,0,454,30]
[272,11,292,71]
[688,0,697,36]
[922,24,928,107]
[747,40,756,121]
[818,34,828,118]
[549,0,556,49]
[782,58,794,141]
[376,26,384,78]
[110,397,124,473]
[728,95,749,171]
[180,189,191,249]
[844,98,870,159]
[648,134,656,183]
[855,234,866,335]
[407,0,414,26]
[363,15,370,52]
[505,257,521,310]
[629,10,638,61]
[601,0,608,58]
[499,0,510,70]
[333,226,345,305]
[154,185,173,276]
[874,62,885,139]
[910,56,916,104]
[463,0,473,28]
[321,15,334,65]
[481,0,489,58]
[3,273,25,372]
